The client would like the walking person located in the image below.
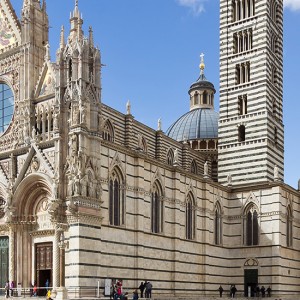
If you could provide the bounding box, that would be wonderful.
[10,281,14,297]
[261,286,265,297]
[138,281,145,298]
[145,281,152,299]
[4,280,9,298]
[218,285,224,297]
[230,285,237,298]
[266,286,271,297]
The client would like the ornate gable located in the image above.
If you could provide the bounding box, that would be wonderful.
[0,0,21,53]
[35,62,56,98]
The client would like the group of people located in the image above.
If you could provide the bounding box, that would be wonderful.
[218,284,272,298]
[138,281,153,298]
[255,285,271,297]
[110,280,153,300]
[4,281,14,298]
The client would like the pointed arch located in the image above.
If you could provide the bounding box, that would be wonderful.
[109,166,125,226]
[191,159,197,175]
[287,205,293,247]
[166,148,174,166]
[244,203,259,246]
[151,180,164,234]
[186,192,196,240]
[214,201,222,245]
[103,119,114,142]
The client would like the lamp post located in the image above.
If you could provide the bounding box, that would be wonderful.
[56,232,68,300]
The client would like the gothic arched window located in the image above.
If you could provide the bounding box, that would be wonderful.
[186,193,195,240]
[244,205,259,246]
[287,206,293,247]
[214,202,222,245]
[109,168,125,226]
[103,119,114,142]
[151,181,163,234]
[166,149,174,166]
[191,160,197,175]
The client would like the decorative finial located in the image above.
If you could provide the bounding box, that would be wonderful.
[126,100,131,115]
[157,118,162,131]
[45,43,50,61]
[199,53,205,75]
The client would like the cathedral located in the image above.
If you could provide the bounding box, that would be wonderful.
[0,0,298,298]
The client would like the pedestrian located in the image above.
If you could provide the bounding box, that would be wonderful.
[266,286,271,297]
[10,281,14,297]
[138,281,145,298]
[46,289,52,300]
[218,285,224,297]
[261,286,265,297]
[4,280,9,298]
[230,285,237,298]
[256,285,260,297]
[145,281,152,299]
[33,283,37,297]
[133,289,139,300]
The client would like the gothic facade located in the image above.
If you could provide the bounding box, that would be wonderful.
[0,0,298,299]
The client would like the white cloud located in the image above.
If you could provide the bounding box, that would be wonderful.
[176,0,208,16]
[284,0,300,11]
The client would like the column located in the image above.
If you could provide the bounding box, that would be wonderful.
[235,0,239,21]
[240,0,244,20]
[244,63,248,82]
[240,64,243,84]
[9,227,15,283]
[53,228,61,292]
[237,34,240,53]
[245,0,248,18]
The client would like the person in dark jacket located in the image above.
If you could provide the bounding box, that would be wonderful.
[138,281,145,298]
[218,285,224,297]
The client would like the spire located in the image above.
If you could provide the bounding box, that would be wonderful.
[89,26,94,47]
[69,0,83,42]
[199,53,205,75]
[60,26,65,49]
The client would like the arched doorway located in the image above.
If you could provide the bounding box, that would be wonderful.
[12,174,54,292]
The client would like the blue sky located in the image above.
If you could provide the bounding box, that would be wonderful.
[10,0,300,188]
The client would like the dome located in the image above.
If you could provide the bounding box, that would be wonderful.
[189,73,216,92]
[166,108,219,141]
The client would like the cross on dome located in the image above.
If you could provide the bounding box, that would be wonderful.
[199,53,205,75]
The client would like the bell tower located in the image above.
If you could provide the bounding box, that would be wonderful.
[56,0,101,131]
[218,0,284,185]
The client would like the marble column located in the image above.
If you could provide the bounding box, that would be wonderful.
[9,226,15,283]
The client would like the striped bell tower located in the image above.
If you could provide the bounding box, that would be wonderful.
[218,0,284,185]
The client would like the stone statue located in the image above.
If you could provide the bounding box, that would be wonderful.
[174,148,178,164]
[298,179,300,191]
[72,106,79,124]
[52,178,59,199]
[204,161,208,177]
[227,173,232,186]
[158,118,162,131]
[74,174,81,196]
[32,126,36,140]
[70,134,78,155]
[53,111,59,129]
[81,105,87,124]
[80,175,87,197]
[126,100,131,115]
[274,164,279,181]
[95,182,102,199]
